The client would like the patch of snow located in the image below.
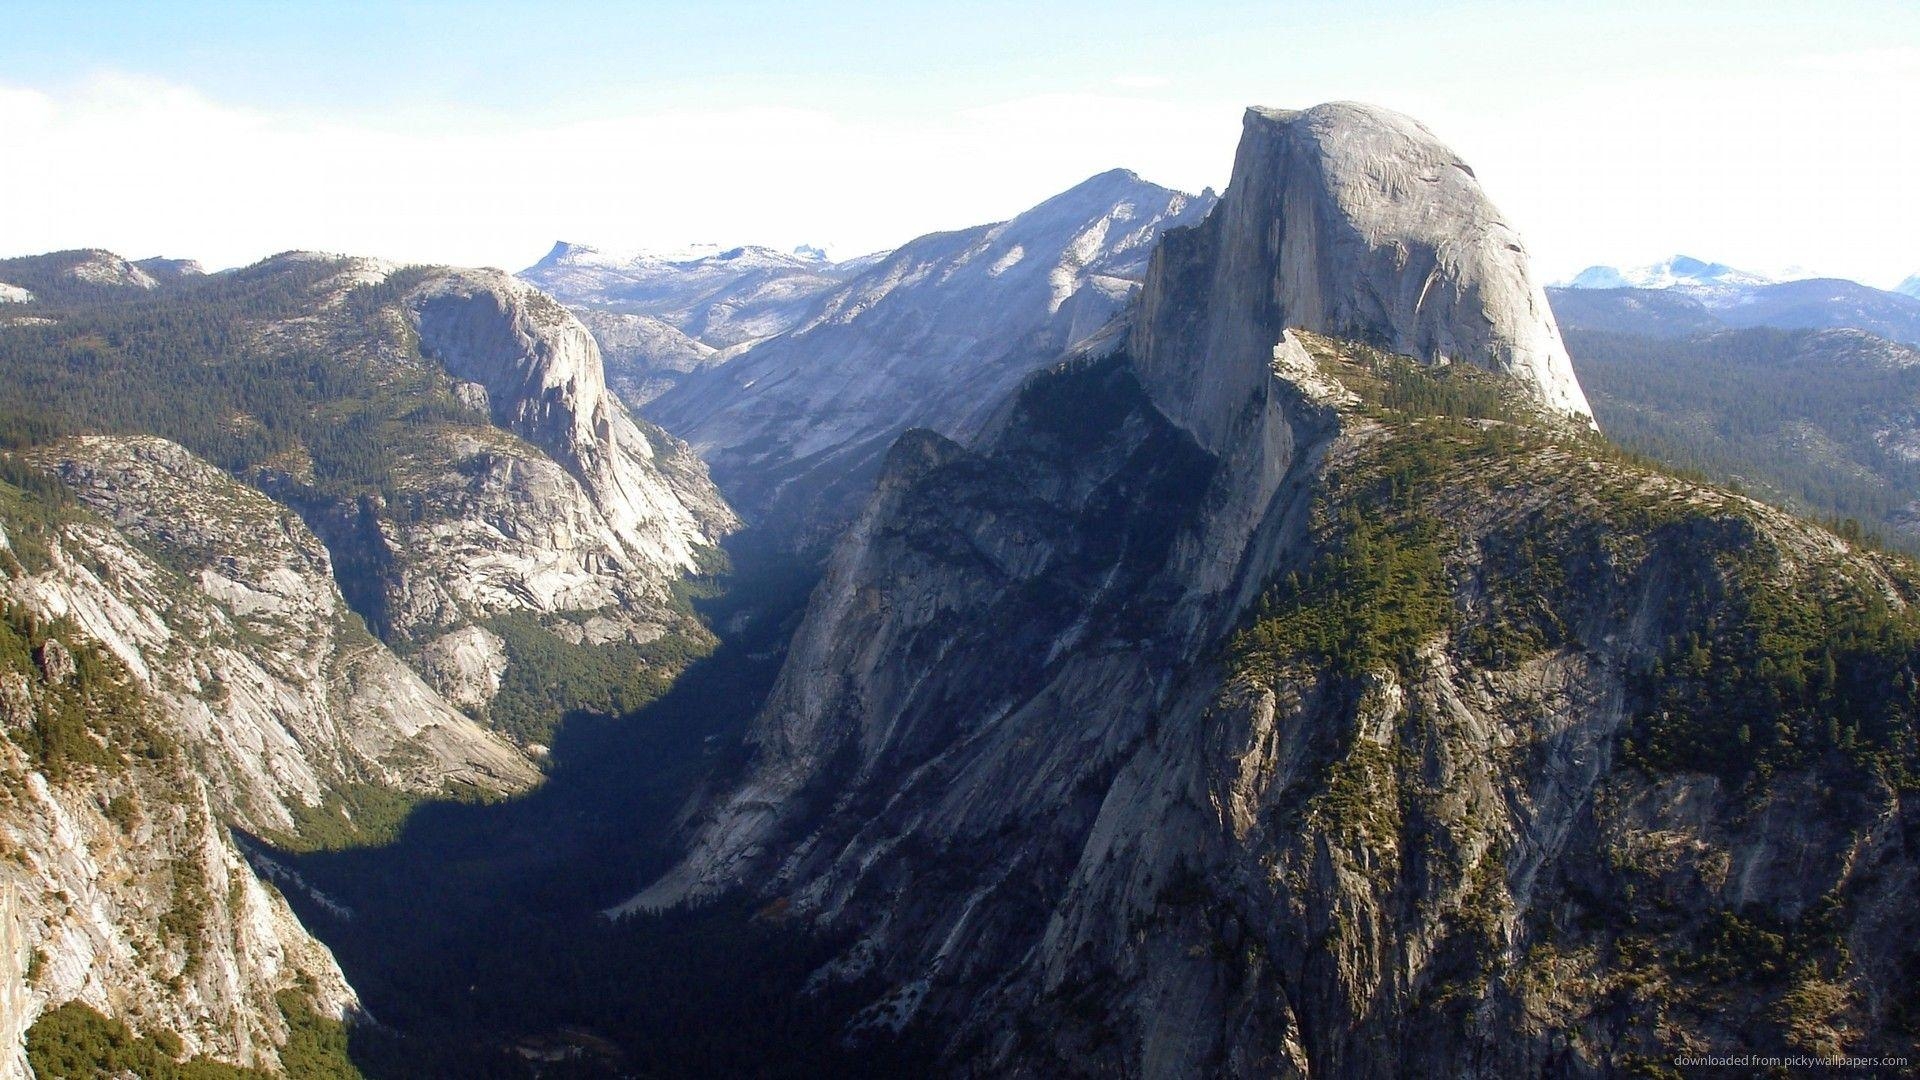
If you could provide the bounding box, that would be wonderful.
[1561,255,1782,292]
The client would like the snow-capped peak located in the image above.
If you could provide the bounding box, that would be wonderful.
[1562,255,1783,292]
[533,240,837,274]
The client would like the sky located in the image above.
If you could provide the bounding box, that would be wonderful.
[2,1,1916,285]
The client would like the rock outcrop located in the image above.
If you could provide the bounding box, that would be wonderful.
[1550,268,1920,347]
[16,434,538,832]
[571,308,721,405]
[630,104,1920,1076]
[201,256,740,715]
[1133,104,1589,424]
[0,249,171,306]
[411,268,737,585]
[0,497,373,1075]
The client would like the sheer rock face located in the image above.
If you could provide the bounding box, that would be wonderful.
[628,105,1917,1076]
[411,269,738,583]
[647,170,1216,531]
[1133,103,1591,431]
[0,760,357,1079]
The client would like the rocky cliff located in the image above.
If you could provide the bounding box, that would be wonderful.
[0,470,378,1076]
[630,104,1920,1075]
[409,268,737,583]
[1133,104,1589,427]
[571,308,720,405]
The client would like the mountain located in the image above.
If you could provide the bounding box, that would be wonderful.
[1568,324,1920,541]
[0,249,747,1071]
[521,242,860,345]
[1897,273,1920,300]
[625,102,1920,1075]
[646,168,1217,531]
[0,591,363,1077]
[1,252,737,744]
[132,256,206,282]
[570,307,720,405]
[0,249,162,305]
[519,241,876,413]
[1543,285,1727,338]
[1714,278,1920,344]
[1564,254,1782,295]
[1549,258,1920,347]
[0,430,540,1075]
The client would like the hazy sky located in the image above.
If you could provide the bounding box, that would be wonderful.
[3,1,1916,284]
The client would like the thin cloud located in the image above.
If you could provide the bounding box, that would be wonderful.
[1,65,1914,286]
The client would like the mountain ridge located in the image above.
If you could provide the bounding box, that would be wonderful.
[642,165,1217,536]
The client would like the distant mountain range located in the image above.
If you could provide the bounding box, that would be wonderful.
[1549,255,1920,346]
[524,169,1216,537]
[1546,256,1920,546]
[1562,254,1786,294]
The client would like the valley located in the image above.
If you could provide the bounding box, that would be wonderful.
[2,91,1918,1079]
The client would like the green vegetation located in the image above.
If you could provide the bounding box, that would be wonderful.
[27,1001,267,1080]
[1233,502,1449,682]
[1229,355,1496,684]
[270,781,504,854]
[0,467,77,574]
[0,600,172,782]
[275,989,365,1079]
[1569,325,1920,551]
[1623,547,1920,787]
[483,612,714,745]
[1305,737,1405,862]
[25,995,361,1080]
[1247,333,1920,804]
[1231,335,1615,689]
[1678,904,1840,987]
[105,791,140,830]
[0,259,485,519]
[160,856,214,976]
[1309,334,1525,423]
